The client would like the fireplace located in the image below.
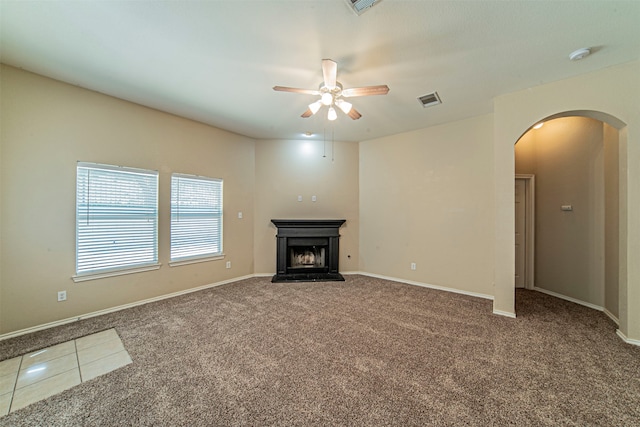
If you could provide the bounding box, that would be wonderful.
[271,219,346,282]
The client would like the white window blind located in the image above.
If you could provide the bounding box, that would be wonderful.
[171,174,223,262]
[76,162,159,276]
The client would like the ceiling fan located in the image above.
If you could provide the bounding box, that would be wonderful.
[273,59,389,121]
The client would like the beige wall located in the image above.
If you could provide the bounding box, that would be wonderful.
[604,123,620,319]
[495,61,640,340]
[515,117,608,307]
[359,114,495,297]
[2,60,639,342]
[0,65,255,333]
[253,139,359,275]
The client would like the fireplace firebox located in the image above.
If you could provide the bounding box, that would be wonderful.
[271,219,346,282]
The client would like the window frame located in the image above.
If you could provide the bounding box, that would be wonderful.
[73,162,160,282]
[169,173,224,266]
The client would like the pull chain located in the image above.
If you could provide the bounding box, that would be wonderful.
[323,126,326,158]
[332,127,335,162]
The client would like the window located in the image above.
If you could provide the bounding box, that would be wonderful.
[75,162,159,279]
[170,174,223,263]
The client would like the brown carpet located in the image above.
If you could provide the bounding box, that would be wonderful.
[1,275,639,426]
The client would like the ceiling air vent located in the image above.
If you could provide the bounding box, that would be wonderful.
[417,91,442,108]
[346,0,382,15]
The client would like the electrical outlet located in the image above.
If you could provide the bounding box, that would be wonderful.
[57,290,67,302]
[410,263,416,271]
[226,261,231,269]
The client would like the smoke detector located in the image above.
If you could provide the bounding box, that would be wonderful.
[569,48,591,61]
[417,91,442,108]
[345,0,382,15]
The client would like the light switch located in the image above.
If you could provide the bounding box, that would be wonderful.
[312,195,317,202]
[297,195,303,202]
[238,211,243,219]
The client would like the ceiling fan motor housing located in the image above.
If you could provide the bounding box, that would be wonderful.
[273,59,388,120]
[320,82,343,105]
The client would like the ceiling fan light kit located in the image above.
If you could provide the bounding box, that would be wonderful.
[273,59,389,122]
[309,100,322,114]
[328,107,338,121]
[335,99,352,114]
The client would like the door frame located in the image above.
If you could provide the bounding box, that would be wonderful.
[515,174,535,290]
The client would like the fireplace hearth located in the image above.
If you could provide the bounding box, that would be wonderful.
[271,219,346,282]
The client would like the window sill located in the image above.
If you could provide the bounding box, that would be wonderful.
[72,263,162,283]
[169,254,225,267]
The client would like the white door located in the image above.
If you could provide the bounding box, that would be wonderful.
[515,179,526,288]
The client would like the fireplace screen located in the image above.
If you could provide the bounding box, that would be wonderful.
[289,246,326,269]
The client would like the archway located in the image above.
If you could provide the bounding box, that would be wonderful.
[492,62,639,344]
[514,114,621,325]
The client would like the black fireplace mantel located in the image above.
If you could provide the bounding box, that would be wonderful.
[271,219,346,282]
[271,219,346,231]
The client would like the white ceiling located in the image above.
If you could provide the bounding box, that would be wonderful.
[1,0,639,142]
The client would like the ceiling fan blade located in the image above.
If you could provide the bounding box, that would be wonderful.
[273,86,320,95]
[347,107,362,120]
[301,108,314,118]
[342,85,390,98]
[322,59,337,89]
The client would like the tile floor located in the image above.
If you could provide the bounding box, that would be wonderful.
[0,328,132,416]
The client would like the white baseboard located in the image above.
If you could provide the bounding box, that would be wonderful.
[355,272,514,317]
[6,272,631,346]
[253,273,274,278]
[0,274,254,342]
[356,271,494,300]
[616,329,640,347]
[493,309,517,318]
[532,286,620,325]
[602,308,620,325]
[533,286,604,311]
[2,271,492,341]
